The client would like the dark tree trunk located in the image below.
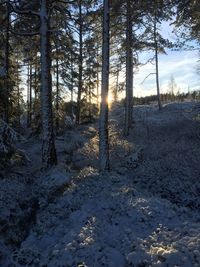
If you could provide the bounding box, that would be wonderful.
[70,52,74,115]
[96,43,100,110]
[56,51,59,132]
[29,63,32,126]
[76,1,83,124]
[16,55,20,132]
[154,12,162,110]
[4,8,10,123]
[27,63,30,127]
[99,0,110,171]
[88,38,92,121]
[125,0,133,136]
[27,62,32,128]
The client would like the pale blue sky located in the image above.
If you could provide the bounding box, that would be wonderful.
[133,20,199,97]
[134,49,199,97]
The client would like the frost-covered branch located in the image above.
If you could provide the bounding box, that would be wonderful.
[0,119,19,154]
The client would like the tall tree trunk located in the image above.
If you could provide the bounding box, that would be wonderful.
[96,68,100,109]
[154,12,162,110]
[17,76,20,131]
[88,37,92,121]
[34,55,40,108]
[27,63,30,127]
[70,52,74,115]
[40,0,57,167]
[96,43,100,110]
[27,61,32,127]
[76,0,83,124]
[4,8,10,123]
[29,63,32,126]
[56,50,59,132]
[89,83,92,121]
[16,55,20,132]
[99,0,110,171]
[125,0,133,136]
[34,59,38,109]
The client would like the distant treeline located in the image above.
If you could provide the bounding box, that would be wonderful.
[125,90,200,106]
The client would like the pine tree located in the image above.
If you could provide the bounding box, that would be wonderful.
[37,0,56,166]
[99,0,110,171]
[125,0,133,136]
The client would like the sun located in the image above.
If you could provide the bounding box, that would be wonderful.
[107,92,113,107]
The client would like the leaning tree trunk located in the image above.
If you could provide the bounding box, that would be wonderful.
[99,0,110,171]
[154,12,162,110]
[40,0,57,167]
[125,0,133,136]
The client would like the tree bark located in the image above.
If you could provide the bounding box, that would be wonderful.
[154,13,162,110]
[96,44,100,110]
[27,63,30,127]
[40,0,57,167]
[29,63,32,126]
[99,0,110,171]
[27,61,32,127]
[56,50,59,132]
[70,52,74,115]
[76,0,83,124]
[125,0,133,136]
[16,54,20,132]
[4,8,10,123]
[88,35,92,122]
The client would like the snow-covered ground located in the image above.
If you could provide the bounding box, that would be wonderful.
[0,101,200,266]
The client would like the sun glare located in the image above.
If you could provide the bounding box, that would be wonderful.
[107,92,113,108]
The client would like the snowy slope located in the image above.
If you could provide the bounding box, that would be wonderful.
[0,101,200,267]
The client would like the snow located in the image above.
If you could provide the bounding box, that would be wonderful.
[0,101,200,266]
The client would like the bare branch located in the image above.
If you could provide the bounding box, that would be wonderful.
[3,1,40,17]
[10,28,39,36]
[140,72,156,84]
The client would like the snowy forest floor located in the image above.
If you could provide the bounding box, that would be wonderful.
[1,101,200,267]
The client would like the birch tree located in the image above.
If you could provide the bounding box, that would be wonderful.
[99,0,110,171]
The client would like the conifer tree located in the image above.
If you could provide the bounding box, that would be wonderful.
[99,0,110,171]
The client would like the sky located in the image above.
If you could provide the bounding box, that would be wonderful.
[133,49,199,97]
[129,20,199,97]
